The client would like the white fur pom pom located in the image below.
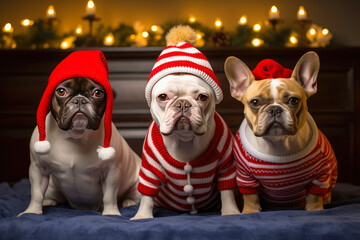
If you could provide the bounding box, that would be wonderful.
[97,146,116,161]
[34,140,51,154]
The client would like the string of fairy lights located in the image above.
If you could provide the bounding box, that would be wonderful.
[1,1,333,49]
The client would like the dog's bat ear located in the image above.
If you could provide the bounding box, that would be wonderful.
[224,56,255,102]
[291,51,320,97]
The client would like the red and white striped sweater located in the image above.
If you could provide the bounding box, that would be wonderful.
[138,112,236,213]
[234,117,337,208]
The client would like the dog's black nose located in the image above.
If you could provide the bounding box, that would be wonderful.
[72,97,88,107]
[175,99,192,113]
[268,105,283,117]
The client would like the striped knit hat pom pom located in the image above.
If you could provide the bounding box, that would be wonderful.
[97,146,116,161]
[166,25,197,46]
[34,140,51,154]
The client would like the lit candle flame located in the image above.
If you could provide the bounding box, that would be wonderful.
[86,0,96,16]
[47,5,56,19]
[239,15,247,25]
[251,38,263,47]
[151,25,158,32]
[297,6,307,20]
[3,23,13,33]
[189,16,196,23]
[142,31,149,38]
[21,19,34,27]
[309,28,316,36]
[75,25,83,35]
[253,24,261,32]
[104,33,115,46]
[290,36,298,44]
[215,19,222,29]
[61,41,70,49]
[322,28,329,35]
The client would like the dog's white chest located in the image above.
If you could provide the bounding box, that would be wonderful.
[38,141,106,208]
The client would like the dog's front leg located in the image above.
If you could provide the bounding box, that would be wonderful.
[305,193,324,211]
[220,189,240,215]
[102,166,121,215]
[131,195,154,220]
[242,193,261,214]
[18,162,49,217]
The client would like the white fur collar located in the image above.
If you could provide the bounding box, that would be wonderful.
[239,114,319,163]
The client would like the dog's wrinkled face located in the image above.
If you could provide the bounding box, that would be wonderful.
[150,74,215,141]
[225,51,319,138]
[242,78,308,137]
[51,78,106,131]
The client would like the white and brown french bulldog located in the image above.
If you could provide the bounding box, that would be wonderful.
[19,77,141,216]
[131,24,239,220]
[131,74,240,220]
[225,51,337,213]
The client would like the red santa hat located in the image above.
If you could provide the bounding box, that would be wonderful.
[34,50,115,161]
[251,59,293,80]
[145,25,223,106]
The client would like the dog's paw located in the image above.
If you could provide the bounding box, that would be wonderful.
[241,209,260,214]
[17,210,43,218]
[221,208,241,216]
[241,207,261,214]
[102,208,121,216]
[130,214,154,220]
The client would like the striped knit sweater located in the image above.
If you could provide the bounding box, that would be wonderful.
[138,112,236,213]
[234,116,337,208]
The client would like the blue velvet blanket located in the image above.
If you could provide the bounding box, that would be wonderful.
[1,179,360,240]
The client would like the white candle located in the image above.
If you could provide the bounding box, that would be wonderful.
[86,0,96,16]
[47,5,56,19]
[297,6,307,20]
[269,5,279,20]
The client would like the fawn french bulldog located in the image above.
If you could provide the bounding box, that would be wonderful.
[225,51,337,213]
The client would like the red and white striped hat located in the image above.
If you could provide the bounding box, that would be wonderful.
[145,25,223,106]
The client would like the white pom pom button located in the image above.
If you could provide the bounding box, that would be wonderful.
[184,184,194,194]
[186,196,195,204]
[184,164,192,173]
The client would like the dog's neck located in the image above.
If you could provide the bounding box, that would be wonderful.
[162,118,216,162]
[243,115,315,157]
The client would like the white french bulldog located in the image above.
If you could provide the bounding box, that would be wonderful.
[225,52,337,213]
[19,78,141,216]
[131,74,240,219]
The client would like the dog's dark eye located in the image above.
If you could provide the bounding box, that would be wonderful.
[197,94,208,101]
[250,99,261,108]
[93,89,104,97]
[56,88,67,96]
[157,94,168,101]
[288,97,300,106]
